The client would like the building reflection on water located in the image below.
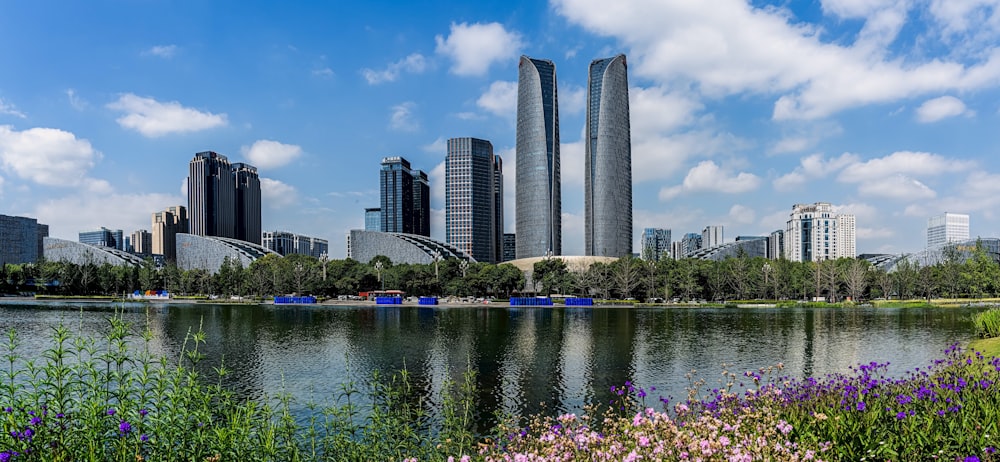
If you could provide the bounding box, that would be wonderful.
[0,302,981,434]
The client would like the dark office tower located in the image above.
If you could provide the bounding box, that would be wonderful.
[233,163,262,244]
[380,157,415,234]
[493,155,504,263]
[515,56,560,258]
[446,138,498,263]
[585,54,632,258]
[412,169,430,237]
[188,151,235,239]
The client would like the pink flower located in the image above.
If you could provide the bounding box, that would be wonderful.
[639,436,650,447]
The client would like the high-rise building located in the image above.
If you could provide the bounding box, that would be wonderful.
[702,225,723,249]
[446,137,500,263]
[0,214,47,265]
[412,169,430,237]
[233,163,262,245]
[927,212,970,249]
[79,227,123,250]
[152,205,188,262]
[785,202,856,262]
[188,151,236,239]
[130,229,152,256]
[585,54,632,258]
[502,233,516,262]
[679,233,702,258]
[768,229,785,260]
[641,228,671,261]
[516,55,560,258]
[188,152,261,245]
[262,231,328,257]
[380,156,431,236]
[364,208,381,231]
[493,155,504,264]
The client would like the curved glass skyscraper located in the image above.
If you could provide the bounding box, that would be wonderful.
[516,56,561,258]
[585,54,632,257]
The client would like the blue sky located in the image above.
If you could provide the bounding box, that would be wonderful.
[2,0,1000,259]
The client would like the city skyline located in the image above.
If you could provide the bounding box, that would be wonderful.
[3,1,1000,258]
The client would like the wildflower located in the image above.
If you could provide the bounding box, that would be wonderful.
[964,457,979,462]
[119,420,132,435]
[29,417,41,426]
[139,409,148,417]
[107,408,116,416]
[895,411,906,420]
[856,401,866,412]
[140,434,149,442]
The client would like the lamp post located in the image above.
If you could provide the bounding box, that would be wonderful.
[374,261,384,292]
[431,251,442,281]
[762,262,772,301]
[320,252,328,281]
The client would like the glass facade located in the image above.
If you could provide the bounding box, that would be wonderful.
[640,228,671,261]
[233,163,262,245]
[79,227,124,250]
[0,214,45,265]
[364,208,382,231]
[585,54,632,258]
[446,137,498,263]
[516,56,560,258]
[188,151,236,239]
[379,157,428,237]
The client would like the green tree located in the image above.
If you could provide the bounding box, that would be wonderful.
[533,258,568,296]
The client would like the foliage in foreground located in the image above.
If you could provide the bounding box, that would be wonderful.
[0,316,477,461]
[2,314,999,461]
[974,307,1000,338]
[484,344,1000,461]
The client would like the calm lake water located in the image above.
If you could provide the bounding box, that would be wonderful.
[0,301,983,432]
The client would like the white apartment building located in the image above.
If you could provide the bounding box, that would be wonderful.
[784,203,856,262]
[702,225,723,249]
[926,212,969,249]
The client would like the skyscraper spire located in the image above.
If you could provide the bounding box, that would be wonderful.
[585,54,632,258]
[515,56,561,258]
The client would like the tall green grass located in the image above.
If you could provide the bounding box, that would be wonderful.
[974,307,1000,338]
[0,313,478,461]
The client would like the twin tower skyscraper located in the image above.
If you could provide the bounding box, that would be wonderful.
[516,54,632,259]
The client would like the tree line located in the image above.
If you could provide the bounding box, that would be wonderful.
[2,241,998,301]
[0,253,525,299]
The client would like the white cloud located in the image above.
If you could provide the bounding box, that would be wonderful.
[659,160,761,200]
[915,95,971,122]
[773,152,859,191]
[561,85,586,115]
[240,140,302,170]
[142,45,178,58]
[34,192,184,239]
[477,81,517,117]
[0,98,26,118]
[423,137,447,154]
[389,102,419,132]
[260,177,297,208]
[857,173,936,199]
[361,53,427,84]
[312,67,335,78]
[0,125,100,186]
[728,204,756,224]
[66,89,87,111]
[107,94,227,137]
[435,22,523,77]
[553,0,1000,120]
[837,151,974,183]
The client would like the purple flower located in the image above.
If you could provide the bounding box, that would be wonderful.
[140,434,149,442]
[964,457,979,462]
[119,420,132,435]
[856,401,866,412]
[29,417,41,426]
[895,411,906,420]
[106,408,116,416]
[139,409,148,417]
